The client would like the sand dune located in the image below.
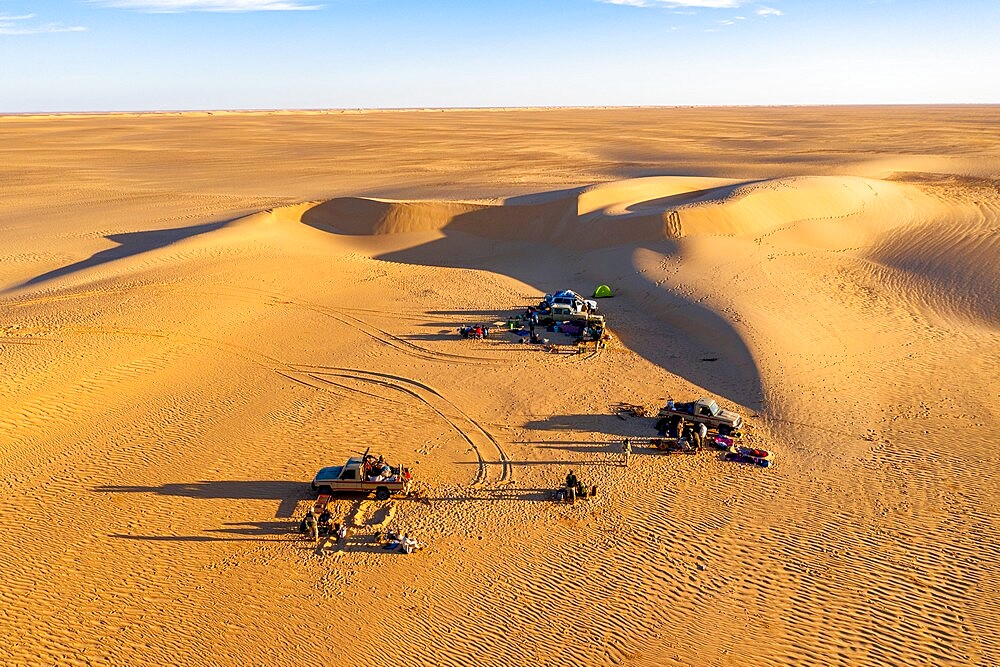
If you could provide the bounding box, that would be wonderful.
[286,175,898,247]
[0,107,998,667]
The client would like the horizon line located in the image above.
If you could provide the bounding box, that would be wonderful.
[3,102,998,119]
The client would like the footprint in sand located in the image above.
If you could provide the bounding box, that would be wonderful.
[347,500,396,530]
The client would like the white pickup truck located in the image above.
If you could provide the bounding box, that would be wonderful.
[544,290,598,314]
[311,450,412,501]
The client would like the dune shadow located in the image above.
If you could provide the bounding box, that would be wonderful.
[296,182,767,409]
[370,231,764,410]
[533,442,621,454]
[9,220,229,291]
[93,480,307,518]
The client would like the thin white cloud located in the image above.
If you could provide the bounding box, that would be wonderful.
[600,0,651,6]
[0,13,86,35]
[756,6,783,17]
[599,0,746,7]
[93,0,322,11]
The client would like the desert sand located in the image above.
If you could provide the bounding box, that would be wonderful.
[0,106,998,666]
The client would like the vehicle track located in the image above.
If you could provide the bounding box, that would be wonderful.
[194,285,504,367]
[290,365,512,486]
[3,322,506,487]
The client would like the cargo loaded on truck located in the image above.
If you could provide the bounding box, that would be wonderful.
[311,448,412,501]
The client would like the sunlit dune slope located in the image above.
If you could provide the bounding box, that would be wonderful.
[274,174,947,248]
[261,173,998,333]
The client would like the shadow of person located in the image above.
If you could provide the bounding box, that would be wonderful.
[92,480,306,518]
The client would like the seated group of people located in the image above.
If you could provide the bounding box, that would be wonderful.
[362,454,395,482]
[559,470,596,501]
[458,324,490,339]
[300,509,348,543]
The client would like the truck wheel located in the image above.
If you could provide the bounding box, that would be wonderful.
[374,487,391,501]
[310,482,318,493]
[718,425,732,437]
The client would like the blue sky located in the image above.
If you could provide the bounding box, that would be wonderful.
[1,1,998,112]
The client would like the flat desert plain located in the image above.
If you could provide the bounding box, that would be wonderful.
[1,106,998,667]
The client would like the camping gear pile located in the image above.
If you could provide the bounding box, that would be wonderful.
[724,445,774,467]
[614,402,651,418]
[612,398,774,468]
[509,286,613,350]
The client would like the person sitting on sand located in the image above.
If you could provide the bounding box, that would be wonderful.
[318,509,332,536]
[400,534,420,554]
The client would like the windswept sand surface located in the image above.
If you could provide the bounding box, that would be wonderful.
[1,106,998,666]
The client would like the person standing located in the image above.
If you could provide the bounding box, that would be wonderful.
[565,470,578,504]
[621,439,632,467]
[336,522,348,548]
[305,510,319,543]
[690,424,702,450]
[681,422,693,450]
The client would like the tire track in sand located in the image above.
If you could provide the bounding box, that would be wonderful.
[287,365,511,486]
[3,292,510,487]
[193,285,503,367]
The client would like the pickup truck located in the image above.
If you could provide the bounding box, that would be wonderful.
[657,397,743,436]
[542,307,605,326]
[311,451,412,500]
[543,290,599,314]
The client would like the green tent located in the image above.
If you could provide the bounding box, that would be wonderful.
[593,284,614,298]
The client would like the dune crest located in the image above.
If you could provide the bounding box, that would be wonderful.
[272,175,924,251]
